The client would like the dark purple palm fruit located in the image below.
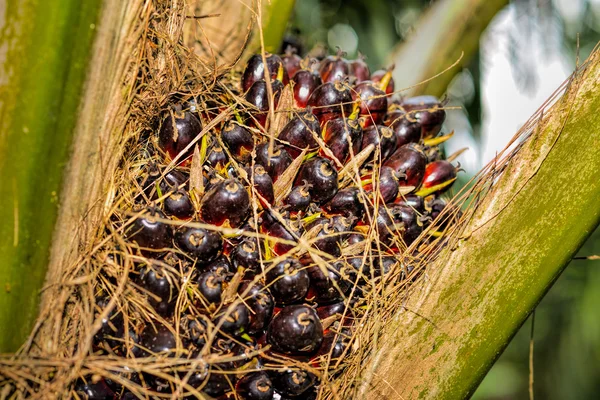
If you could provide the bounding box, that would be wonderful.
[138,162,162,198]
[267,304,323,354]
[311,219,343,257]
[361,125,398,161]
[174,226,223,264]
[245,79,284,127]
[201,365,236,398]
[350,53,370,83]
[140,324,178,357]
[263,215,303,256]
[221,121,254,163]
[238,281,274,335]
[282,47,302,78]
[196,269,225,305]
[94,296,123,340]
[321,117,363,164]
[242,53,289,92]
[277,112,320,158]
[317,329,351,363]
[421,160,458,195]
[385,110,422,148]
[401,95,446,139]
[307,81,353,124]
[181,314,211,348]
[283,183,312,213]
[158,109,202,162]
[364,205,395,244]
[384,144,428,189]
[427,197,462,231]
[236,371,274,400]
[371,66,395,95]
[307,263,351,303]
[294,157,338,204]
[255,142,293,182]
[126,208,171,250]
[247,164,275,206]
[163,189,195,219]
[200,178,250,228]
[271,369,317,397]
[396,193,425,213]
[205,255,233,277]
[73,379,115,400]
[215,302,249,336]
[377,166,402,203]
[230,237,262,272]
[138,265,179,316]
[319,50,350,83]
[323,187,365,220]
[293,66,323,108]
[206,144,229,169]
[158,168,189,194]
[266,258,310,305]
[390,204,423,246]
[352,81,387,127]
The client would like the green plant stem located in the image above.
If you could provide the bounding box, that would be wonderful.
[389,0,508,97]
[0,0,102,352]
[362,50,600,399]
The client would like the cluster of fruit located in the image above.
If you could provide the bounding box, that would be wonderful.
[83,49,459,399]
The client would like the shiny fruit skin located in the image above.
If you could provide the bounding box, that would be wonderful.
[200,178,250,228]
[294,157,338,204]
[196,270,224,304]
[323,187,364,220]
[174,226,223,264]
[236,371,274,400]
[292,70,322,108]
[230,237,262,271]
[266,258,310,304]
[378,166,401,203]
[386,110,422,147]
[163,189,195,219]
[351,55,370,83]
[222,121,254,163]
[248,164,275,205]
[307,81,353,124]
[278,112,320,158]
[384,144,428,188]
[283,184,311,212]
[319,54,350,83]
[158,111,202,162]
[361,125,397,161]
[352,81,387,127]
[215,302,249,336]
[391,204,423,245]
[126,208,171,250]
[138,265,179,316]
[402,95,446,139]
[255,142,293,182]
[238,281,274,335]
[140,324,178,356]
[282,51,302,78]
[321,118,363,164]
[266,304,323,355]
[245,80,284,127]
[271,369,317,397]
[242,53,289,92]
[422,160,457,195]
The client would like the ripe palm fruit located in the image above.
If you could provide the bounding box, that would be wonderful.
[294,157,338,204]
[126,207,171,250]
[283,183,312,212]
[158,109,202,162]
[163,188,194,219]
[138,265,179,316]
[278,111,320,158]
[238,281,274,335]
[308,81,353,124]
[245,79,284,126]
[361,125,397,161]
[267,304,323,354]
[384,144,428,189]
[221,121,254,163]
[247,164,275,205]
[282,48,302,78]
[352,81,387,127]
[242,53,289,92]
[255,142,293,182]
[292,66,322,108]
[319,50,350,83]
[401,95,446,139]
[174,226,222,264]
[200,178,250,228]
[350,53,370,83]
[321,117,363,164]
[371,66,395,95]
[386,110,423,147]
[323,187,365,220]
[271,369,317,397]
[266,257,310,304]
[421,160,457,195]
[236,371,274,400]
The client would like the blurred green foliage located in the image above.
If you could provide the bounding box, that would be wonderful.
[287,1,600,398]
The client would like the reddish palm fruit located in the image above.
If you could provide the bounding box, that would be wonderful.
[238,281,274,335]
[222,121,254,163]
[282,49,302,78]
[401,95,446,139]
[292,69,322,108]
[319,52,350,83]
[265,258,310,304]
[138,266,179,316]
[307,81,353,124]
[361,125,397,161]
[283,183,311,212]
[331,214,357,235]
[294,157,338,204]
[390,204,423,245]
[242,53,289,92]
[245,80,284,127]
[263,216,302,256]
[266,304,323,354]
[248,164,275,205]
[236,371,274,400]
[215,303,249,336]
[277,112,320,158]
[424,144,442,163]
[163,189,194,219]
[321,117,363,164]
[378,166,402,203]
[126,208,171,250]
[323,187,365,220]
[310,220,343,257]
[206,144,229,168]
[385,110,422,147]
[421,160,457,195]
[352,81,387,127]
[371,67,395,95]
[271,370,317,398]
[200,178,250,228]
[197,270,224,304]
[74,379,115,399]
[230,237,261,271]
[396,193,425,213]
[158,110,202,162]
[140,324,177,356]
[174,226,223,263]
[350,53,370,83]
[316,302,348,320]
[307,262,351,303]
[255,142,293,182]
[365,205,395,244]
[384,144,428,188]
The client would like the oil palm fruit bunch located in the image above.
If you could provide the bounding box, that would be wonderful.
[92,49,461,399]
